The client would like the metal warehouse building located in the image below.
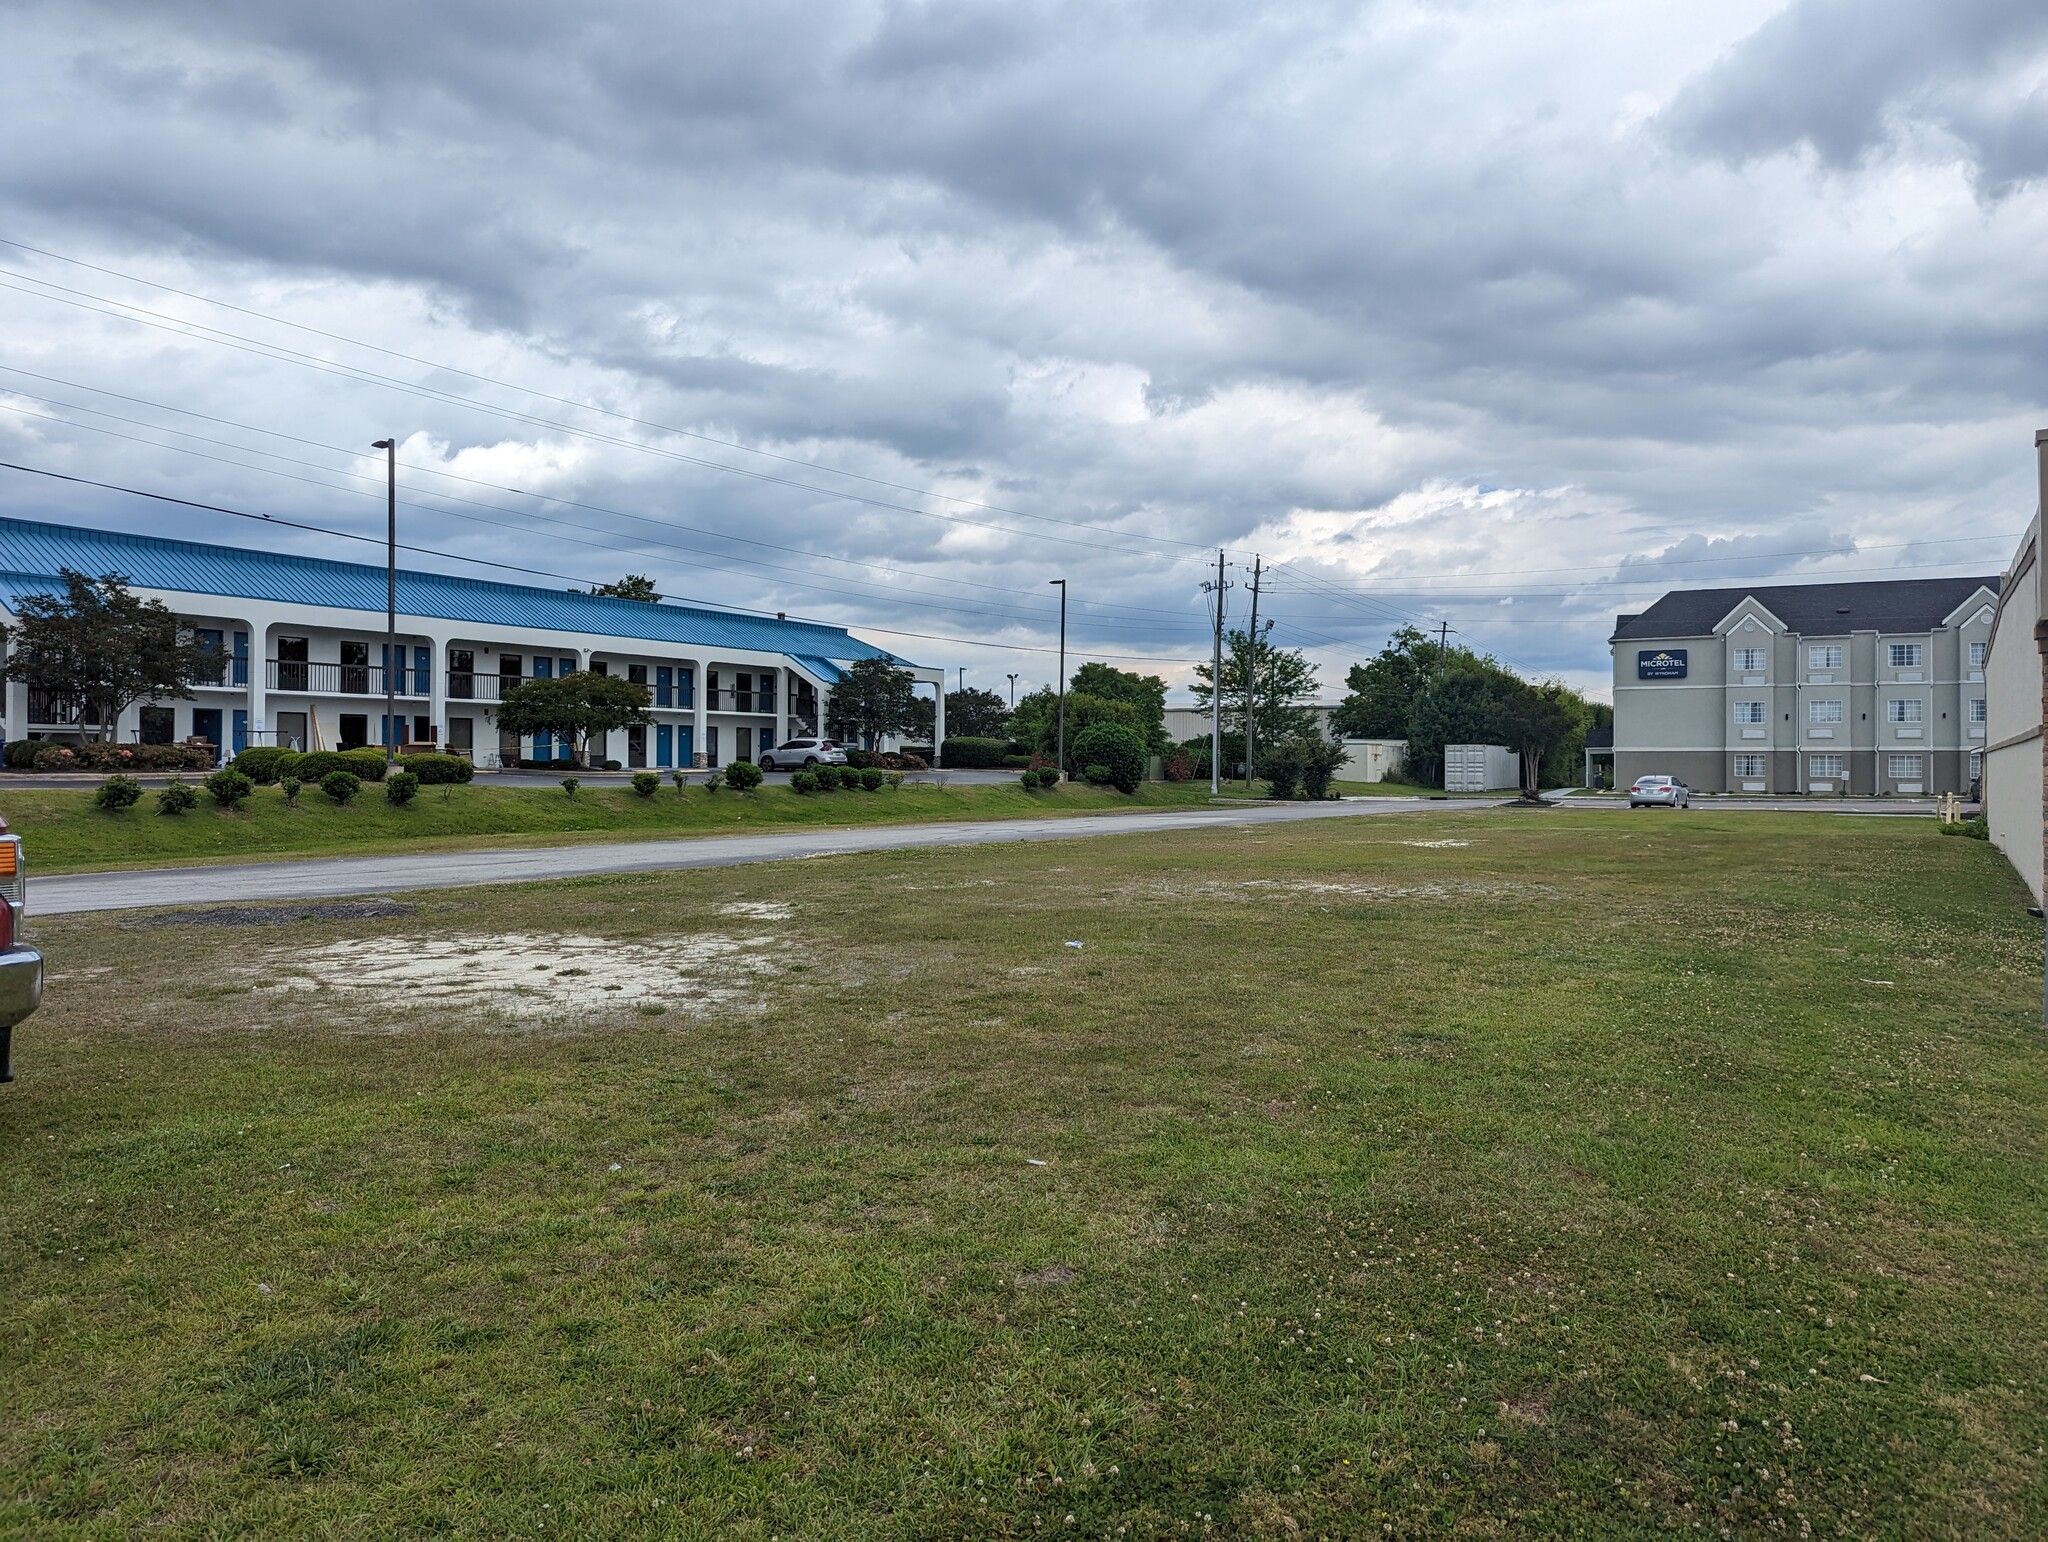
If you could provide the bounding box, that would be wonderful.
[1611,575,1999,797]
[0,515,945,768]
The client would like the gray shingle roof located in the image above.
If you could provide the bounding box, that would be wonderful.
[1611,575,2000,641]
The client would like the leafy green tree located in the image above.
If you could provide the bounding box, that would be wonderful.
[1404,664,1503,785]
[0,568,208,742]
[588,575,662,603]
[1190,628,1320,757]
[1068,663,1169,753]
[1333,626,1450,740]
[1487,682,1575,800]
[824,656,919,747]
[944,686,1012,740]
[495,670,652,767]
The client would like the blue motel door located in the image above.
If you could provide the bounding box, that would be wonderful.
[656,724,673,767]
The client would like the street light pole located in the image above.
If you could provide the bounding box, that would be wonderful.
[372,438,396,765]
[1049,580,1067,778]
[1006,672,1019,708]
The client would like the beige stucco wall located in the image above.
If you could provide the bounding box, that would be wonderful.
[1984,508,2043,903]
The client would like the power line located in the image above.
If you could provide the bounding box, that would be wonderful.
[0,234,1228,553]
[0,461,1200,665]
[0,267,1215,562]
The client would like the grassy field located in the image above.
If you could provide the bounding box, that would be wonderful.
[2,777,1426,876]
[4,810,2042,1537]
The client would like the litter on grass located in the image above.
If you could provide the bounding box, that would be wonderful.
[1026,1158,1049,1166]
[1064,940,1084,949]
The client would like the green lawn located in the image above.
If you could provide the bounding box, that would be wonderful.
[4,778,1382,876]
[5,811,2041,1536]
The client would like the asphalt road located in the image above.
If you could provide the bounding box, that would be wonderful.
[34,796,1445,915]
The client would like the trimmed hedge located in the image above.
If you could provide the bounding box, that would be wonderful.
[790,770,820,794]
[204,769,254,808]
[230,746,295,784]
[385,770,420,805]
[94,774,144,811]
[282,749,389,784]
[725,760,764,791]
[396,751,474,784]
[320,770,362,804]
[939,736,1010,768]
[631,771,660,797]
[1068,723,1145,794]
[6,739,43,769]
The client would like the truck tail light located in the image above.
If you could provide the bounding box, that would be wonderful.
[0,836,24,950]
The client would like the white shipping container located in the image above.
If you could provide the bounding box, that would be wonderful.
[1340,738,1407,783]
[1444,743,1520,792]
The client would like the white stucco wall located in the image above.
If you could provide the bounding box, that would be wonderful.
[1984,505,2043,903]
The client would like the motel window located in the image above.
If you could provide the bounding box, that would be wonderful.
[1971,751,1983,778]
[1886,699,1922,723]
[1808,699,1842,724]
[1808,645,1843,669]
[1970,697,1987,723]
[1970,641,1987,668]
[1734,648,1766,672]
[1886,755,1923,780]
[1810,754,1844,778]
[1733,701,1765,724]
[1888,643,1923,668]
[1733,754,1766,778]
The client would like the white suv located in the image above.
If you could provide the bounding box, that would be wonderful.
[759,738,847,771]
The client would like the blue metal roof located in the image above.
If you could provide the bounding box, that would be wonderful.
[0,514,919,668]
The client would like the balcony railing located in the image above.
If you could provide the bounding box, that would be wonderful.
[266,660,428,697]
[706,689,777,714]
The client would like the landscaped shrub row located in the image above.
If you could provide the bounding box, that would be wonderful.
[1019,766,1060,789]
[843,749,928,771]
[938,736,1010,768]
[793,766,897,793]
[231,747,390,784]
[21,740,215,772]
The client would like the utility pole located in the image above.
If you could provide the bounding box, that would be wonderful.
[1202,550,1231,795]
[957,666,966,693]
[1049,580,1068,777]
[372,438,397,764]
[1244,555,1263,789]
[1006,672,1019,708]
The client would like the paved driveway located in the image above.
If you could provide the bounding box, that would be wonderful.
[34,796,1442,915]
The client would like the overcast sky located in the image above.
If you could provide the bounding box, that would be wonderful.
[3,0,2045,703]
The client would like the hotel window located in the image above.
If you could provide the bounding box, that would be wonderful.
[1733,754,1766,778]
[1971,750,1983,778]
[1970,697,1987,723]
[1810,753,1844,778]
[1734,647,1767,672]
[1809,645,1843,669]
[1733,701,1765,724]
[1886,754,1923,780]
[1888,642,1923,668]
[1886,699,1922,722]
[1808,699,1842,723]
[1969,641,1987,668]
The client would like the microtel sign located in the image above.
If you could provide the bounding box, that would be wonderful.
[1637,649,1688,680]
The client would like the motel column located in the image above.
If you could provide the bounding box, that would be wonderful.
[691,657,709,768]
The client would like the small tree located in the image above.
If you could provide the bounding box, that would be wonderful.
[588,575,662,603]
[494,671,652,768]
[1190,629,1320,760]
[1068,722,1146,794]
[944,686,1011,740]
[1068,664,1170,754]
[0,569,209,743]
[1488,682,1574,800]
[824,657,919,747]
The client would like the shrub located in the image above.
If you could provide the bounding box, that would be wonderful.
[897,752,928,771]
[280,776,303,806]
[1259,741,1305,800]
[5,739,42,769]
[1083,763,1112,785]
[886,772,904,790]
[290,750,388,784]
[397,752,474,785]
[726,760,764,792]
[343,749,389,782]
[560,776,581,797]
[1023,765,1060,789]
[603,759,623,771]
[205,768,255,808]
[1941,816,1990,840]
[320,770,362,804]
[230,746,295,784]
[1002,754,1034,769]
[841,766,867,790]
[33,741,214,772]
[156,779,198,816]
[385,770,420,805]
[939,736,1009,768]
[844,748,882,770]
[860,767,886,792]
[1162,748,1195,782]
[631,770,660,797]
[790,770,820,794]
[1068,722,1146,794]
[705,768,725,792]
[670,769,689,794]
[94,774,143,811]
[1295,736,1348,800]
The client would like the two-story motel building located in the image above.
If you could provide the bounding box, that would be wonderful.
[1611,576,2000,796]
[0,515,946,766]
